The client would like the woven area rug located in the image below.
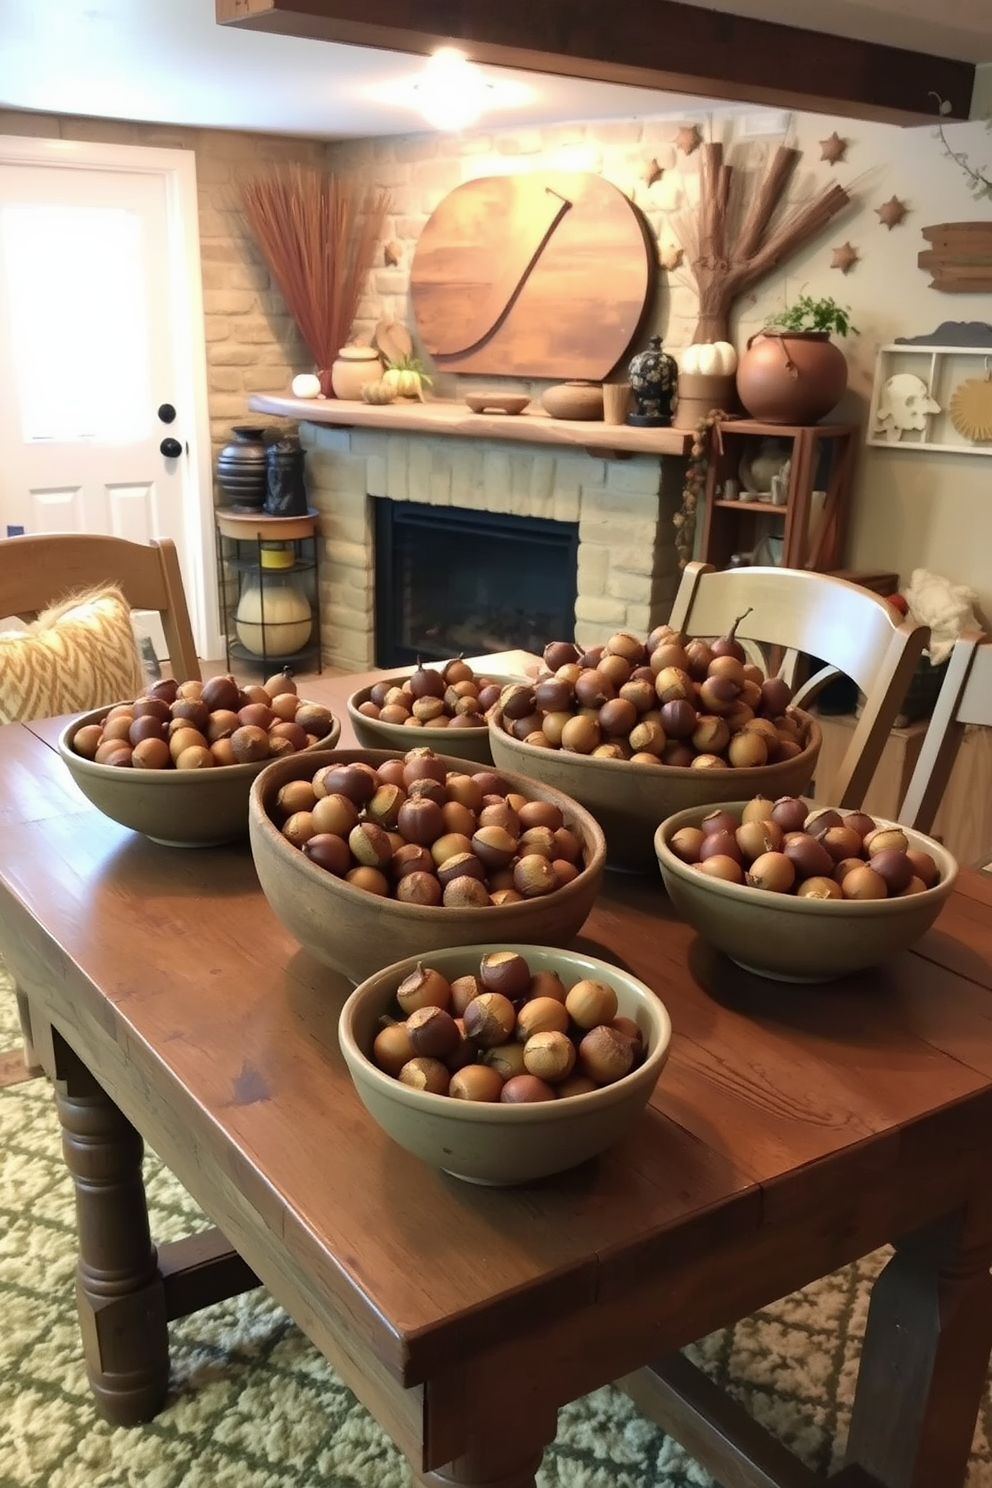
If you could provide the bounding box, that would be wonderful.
[3,966,992,1488]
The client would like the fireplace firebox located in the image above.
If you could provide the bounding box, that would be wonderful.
[374,499,579,667]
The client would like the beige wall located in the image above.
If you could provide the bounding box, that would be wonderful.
[326,110,992,623]
[4,104,991,631]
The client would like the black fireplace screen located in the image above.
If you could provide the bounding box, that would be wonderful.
[374,499,579,667]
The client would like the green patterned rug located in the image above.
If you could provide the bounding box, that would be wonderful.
[3,967,992,1488]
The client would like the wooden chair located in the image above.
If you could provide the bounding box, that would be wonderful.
[667,561,931,808]
[0,533,200,1075]
[898,629,991,847]
[0,532,199,681]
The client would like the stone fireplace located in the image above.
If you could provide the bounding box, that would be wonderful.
[270,409,689,673]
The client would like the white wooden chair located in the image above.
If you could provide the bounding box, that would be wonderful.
[667,561,931,808]
[898,630,991,852]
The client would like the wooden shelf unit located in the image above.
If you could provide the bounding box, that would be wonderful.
[698,419,858,572]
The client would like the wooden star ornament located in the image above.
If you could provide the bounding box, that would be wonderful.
[830,241,859,274]
[658,243,684,271]
[875,195,908,229]
[640,157,663,187]
[383,240,403,267]
[675,124,702,155]
[819,132,847,165]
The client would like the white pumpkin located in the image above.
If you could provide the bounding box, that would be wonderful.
[680,341,738,377]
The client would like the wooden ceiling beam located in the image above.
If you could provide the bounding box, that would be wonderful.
[216,0,975,125]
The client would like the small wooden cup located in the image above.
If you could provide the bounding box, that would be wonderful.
[602,381,632,425]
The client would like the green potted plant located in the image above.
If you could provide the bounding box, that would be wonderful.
[765,294,859,338]
[738,293,858,425]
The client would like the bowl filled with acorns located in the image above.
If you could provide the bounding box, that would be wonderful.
[347,657,526,766]
[654,795,957,982]
[247,746,607,984]
[58,671,339,848]
[339,942,672,1185]
[488,626,821,872]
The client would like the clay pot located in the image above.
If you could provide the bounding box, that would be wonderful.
[541,380,605,421]
[736,331,848,425]
[329,346,385,401]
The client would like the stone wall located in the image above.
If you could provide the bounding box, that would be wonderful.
[303,422,685,670]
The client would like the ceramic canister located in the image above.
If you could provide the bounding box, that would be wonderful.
[330,346,385,400]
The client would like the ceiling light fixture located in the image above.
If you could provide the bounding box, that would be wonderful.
[413,48,493,132]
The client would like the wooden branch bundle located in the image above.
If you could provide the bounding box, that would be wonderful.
[687,143,851,344]
[240,165,390,378]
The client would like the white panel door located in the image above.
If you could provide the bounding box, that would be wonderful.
[0,138,219,660]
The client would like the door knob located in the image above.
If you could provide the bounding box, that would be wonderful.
[160,437,183,459]
[157,403,177,424]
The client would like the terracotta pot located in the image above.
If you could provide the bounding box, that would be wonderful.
[736,330,848,425]
[540,380,604,421]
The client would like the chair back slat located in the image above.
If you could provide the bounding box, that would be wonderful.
[0,532,199,682]
[668,562,931,809]
[899,630,991,835]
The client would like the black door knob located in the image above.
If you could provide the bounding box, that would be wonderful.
[157,403,177,424]
[160,437,183,459]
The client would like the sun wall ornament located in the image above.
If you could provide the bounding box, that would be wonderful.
[874,372,941,442]
[675,124,702,155]
[949,364,992,441]
[819,132,848,165]
[830,241,859,273]
[876,196,908,229]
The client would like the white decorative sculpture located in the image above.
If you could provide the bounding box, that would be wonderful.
[875,373,941,442]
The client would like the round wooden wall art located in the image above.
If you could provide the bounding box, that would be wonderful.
[409,172,655,380]
[949,373,992,442]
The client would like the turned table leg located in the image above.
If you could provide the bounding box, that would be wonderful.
[844,1202,992,1488]
[53,1036,170,1425]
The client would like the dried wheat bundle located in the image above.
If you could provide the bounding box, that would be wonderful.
[240,164,389,388]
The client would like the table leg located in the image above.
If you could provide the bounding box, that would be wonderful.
[53,1036,170,1426]
[844,1203,992,1488]
[411,1411,557,1488]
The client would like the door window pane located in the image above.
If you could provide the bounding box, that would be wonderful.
[1,204,151,443]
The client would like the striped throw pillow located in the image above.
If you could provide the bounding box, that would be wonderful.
[0,585,145,725]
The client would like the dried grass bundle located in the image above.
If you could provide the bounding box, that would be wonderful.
[240,164,389,390]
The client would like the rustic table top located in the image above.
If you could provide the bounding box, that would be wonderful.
[5,671,992,1478]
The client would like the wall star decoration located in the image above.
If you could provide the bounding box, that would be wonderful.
[675,124,702,155]
[658,243,684,270]
[876,196,908,229]
[819,132,847,164]
[830,241,859,273]
[640,157,663,187]
[383,240,403,266]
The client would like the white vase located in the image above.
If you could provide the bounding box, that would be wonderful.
[236,570,313,658]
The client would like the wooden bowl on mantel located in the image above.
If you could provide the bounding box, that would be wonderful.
[464,393,531,416]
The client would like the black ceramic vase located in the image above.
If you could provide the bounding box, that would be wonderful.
[264,437,310,518]
[627,335,679,427]
[216,426,268,510]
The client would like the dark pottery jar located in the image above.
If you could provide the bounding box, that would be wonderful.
[736,330,848,424]
[264,437,309,518]
[627,336,679,427]
[216,426,268,510]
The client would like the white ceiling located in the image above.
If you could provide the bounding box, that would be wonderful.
[1,0,991,140]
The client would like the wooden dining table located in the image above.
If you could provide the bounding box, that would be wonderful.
[3,665,992,1488]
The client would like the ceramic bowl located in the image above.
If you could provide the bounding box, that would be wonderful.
[248,748,607,984]
[654,802,957,982]
[488,705,822,873]
[339,942,672,1185]
[464,393,531,416]
[58,704,339,848]
[347,670,525,767]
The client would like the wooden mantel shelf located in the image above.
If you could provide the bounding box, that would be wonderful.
[247,393,693,459]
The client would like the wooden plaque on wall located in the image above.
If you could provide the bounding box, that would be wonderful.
[409,171,656,379]
[919,222,992,292]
